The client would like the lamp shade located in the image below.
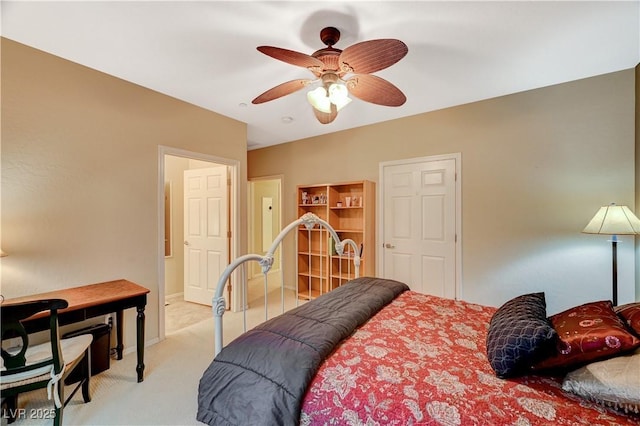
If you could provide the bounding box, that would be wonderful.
[582,204,640,235]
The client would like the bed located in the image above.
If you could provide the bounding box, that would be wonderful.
[197,213,640,426]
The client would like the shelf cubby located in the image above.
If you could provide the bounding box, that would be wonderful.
[296,181,375,299]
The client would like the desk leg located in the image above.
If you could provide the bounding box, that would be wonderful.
[136,305,146,382]
[115,310,124,360]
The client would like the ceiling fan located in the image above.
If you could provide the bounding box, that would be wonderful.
[252,27,408,124]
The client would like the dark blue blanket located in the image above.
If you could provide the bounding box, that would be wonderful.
[197,277,409,426]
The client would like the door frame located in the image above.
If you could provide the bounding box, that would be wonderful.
[157,145,240,341]
[378,153,463,298]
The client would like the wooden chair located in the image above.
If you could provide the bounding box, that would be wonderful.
[1,299,92,425]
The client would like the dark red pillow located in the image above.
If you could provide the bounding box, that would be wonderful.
[615,302,640,336]
[533,300,640,372]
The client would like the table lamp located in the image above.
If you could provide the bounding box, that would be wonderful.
[582,203,640,306]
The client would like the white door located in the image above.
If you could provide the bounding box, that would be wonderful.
[184,166,228,306]
[381,156,458,298]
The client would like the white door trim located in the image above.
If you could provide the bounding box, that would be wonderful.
[378,153,463,299]
[157,145,240,341]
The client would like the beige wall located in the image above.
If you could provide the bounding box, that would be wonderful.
[249,69,637,314]
[1,38,248,347]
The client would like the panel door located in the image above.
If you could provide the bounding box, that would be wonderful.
[382,158,457,298]
[183,166,228,306]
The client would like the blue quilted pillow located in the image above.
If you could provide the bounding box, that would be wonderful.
[486,292,557,378]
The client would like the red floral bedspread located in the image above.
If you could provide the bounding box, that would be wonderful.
[300,291,638,425]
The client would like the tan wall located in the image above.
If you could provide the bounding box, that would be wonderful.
[249,69,637,314]
[1,38,248,347]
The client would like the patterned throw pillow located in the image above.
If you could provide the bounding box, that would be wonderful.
[534,300,640,372]
[562,349,640,413]
[486,292,557,378]
[615,302,640,337]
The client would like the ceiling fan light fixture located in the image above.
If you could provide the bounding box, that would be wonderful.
[307,82,351,114]
[328,83,351,110]
[255,27,407,123]
[307,86,332,113]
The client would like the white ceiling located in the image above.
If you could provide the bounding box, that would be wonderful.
[2,1,639,150]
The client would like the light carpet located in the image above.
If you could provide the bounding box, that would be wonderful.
[164,294,211,335]
[4,289,300,426]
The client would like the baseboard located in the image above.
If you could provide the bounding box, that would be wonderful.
[120,336,161,356]
[165,292,184,304]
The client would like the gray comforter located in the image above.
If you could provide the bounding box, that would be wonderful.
[197,277,409,426]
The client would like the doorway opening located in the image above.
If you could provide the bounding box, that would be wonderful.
[247,176,283,305]
[158,146,240,339]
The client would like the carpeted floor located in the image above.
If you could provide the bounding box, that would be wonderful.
[3,288,299,426]
[164,273,284,334]
[164,294,211,335]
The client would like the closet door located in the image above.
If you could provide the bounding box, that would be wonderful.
[381,157,458,299]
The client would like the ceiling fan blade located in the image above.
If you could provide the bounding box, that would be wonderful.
[312,104,338,124]
[252,79,313,104]
[257,46,324,70]
[339,39,408,74]
[345,74,407,107]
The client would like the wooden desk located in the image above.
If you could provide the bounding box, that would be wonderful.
[2,279,150,382]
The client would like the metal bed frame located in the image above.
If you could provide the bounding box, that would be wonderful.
[211,212,361,355]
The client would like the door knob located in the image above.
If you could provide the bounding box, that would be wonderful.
[384,243,395,249]
[184,241,190,246]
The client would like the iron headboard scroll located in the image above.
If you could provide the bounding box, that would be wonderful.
[211,212,360,355]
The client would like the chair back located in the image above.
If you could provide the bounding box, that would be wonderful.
[1,299,68,375]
